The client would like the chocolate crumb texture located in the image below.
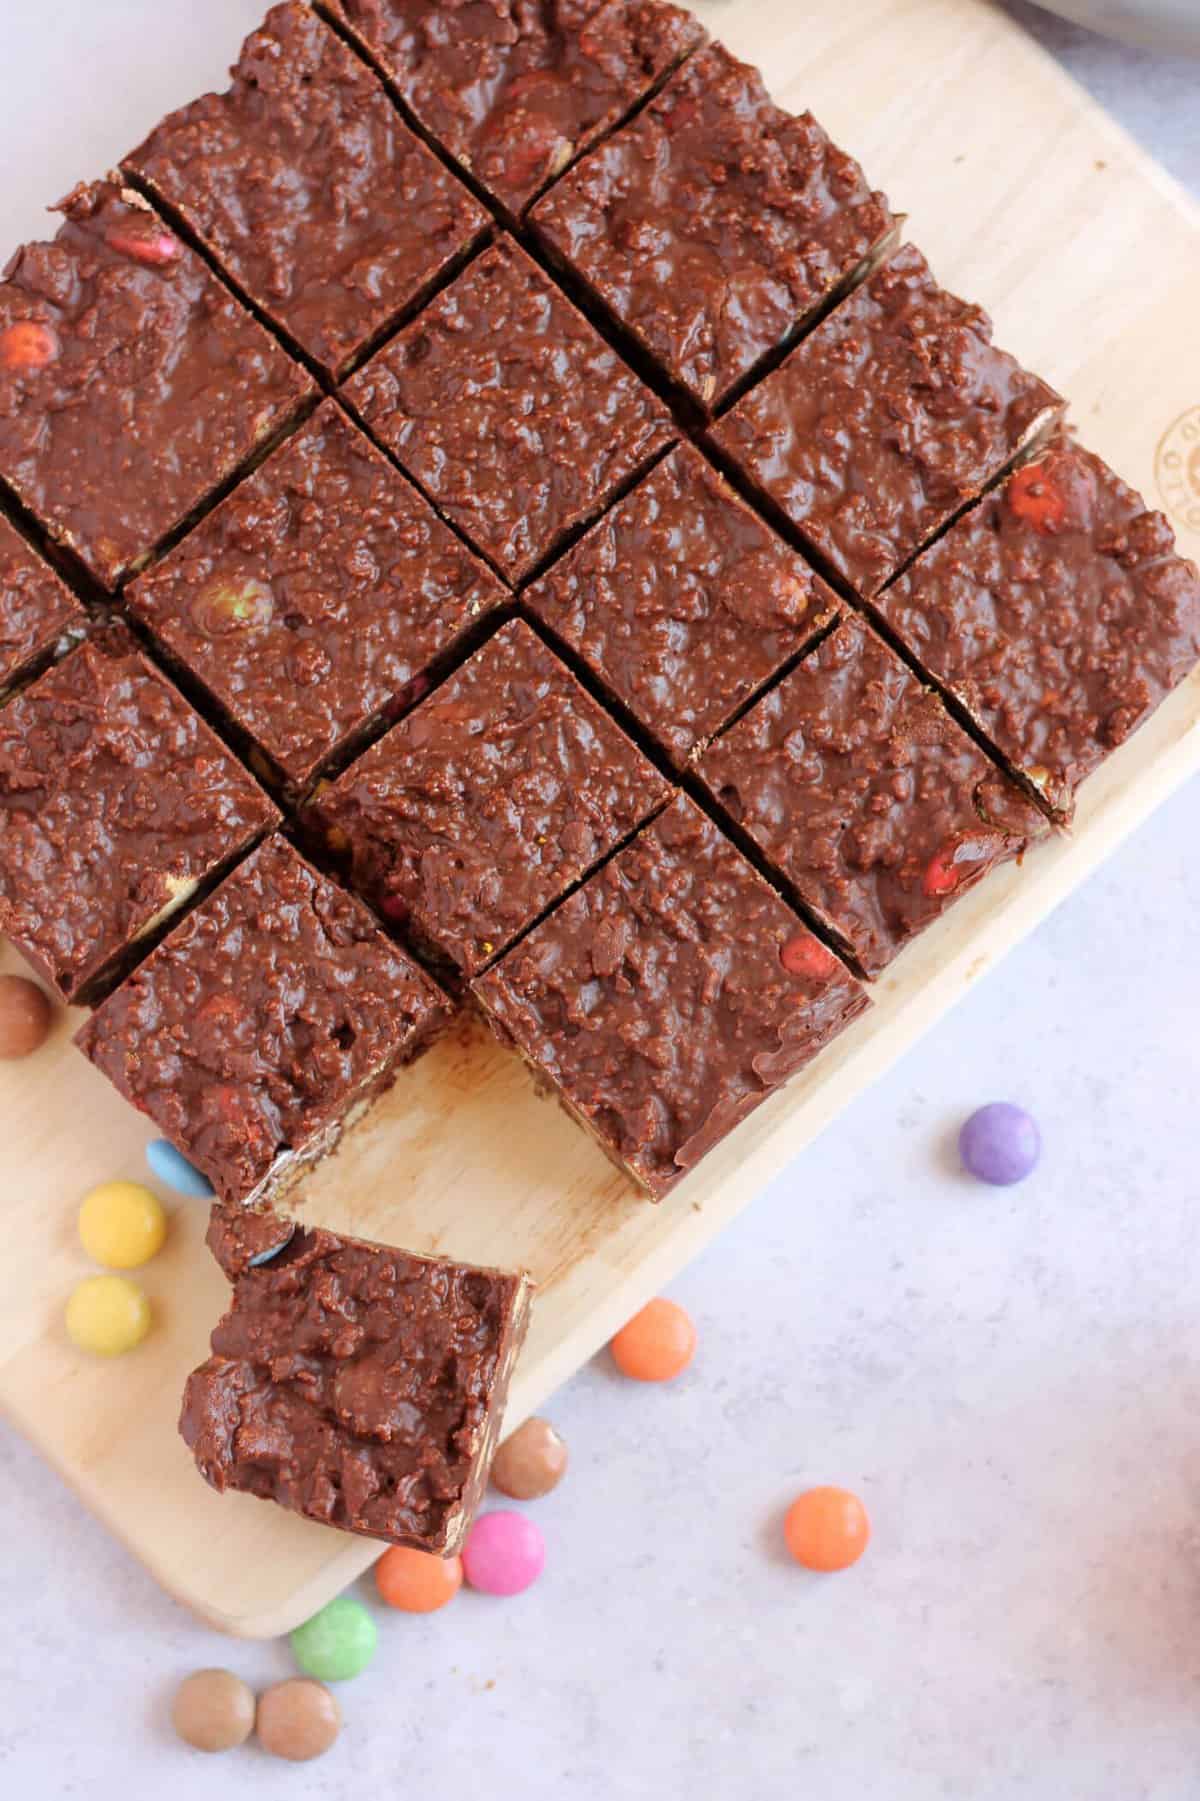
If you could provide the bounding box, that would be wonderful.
[0,513,87,701]
[127,401,506,800]
[0,625,278,1005]
[343,235,676,583]
[124,2,490,378]
[474,792,869,1197]
[698,615,1050,977]
[526,442,839,765]
[0,179,314,590]
[322,0,706,216]
[181,1220,532,1551]
[303,617,671,979]
[713,244,1063,598]
[75,834,452,1209]
[875,435,1200,819]
[532,40,895,411]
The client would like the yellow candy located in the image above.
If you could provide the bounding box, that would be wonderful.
[65,1274,152,1356]
[78,1180,167,1269]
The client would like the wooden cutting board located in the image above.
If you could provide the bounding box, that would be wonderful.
[3,0,1200,1638]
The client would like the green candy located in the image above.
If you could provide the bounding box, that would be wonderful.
[289,1596,377,1682]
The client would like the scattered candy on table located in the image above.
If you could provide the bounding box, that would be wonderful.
[375,1545,463,1613]
[256,1678,342,1763]
[491,1417,569,1500]
[170,1669,255,1753]
[462,1510,546,1596]
[64,1273,152,1357]
[145,1137,215,1198]
[290,1595,377,1682]
[783,1487,871,1572]
[959,1101,1041,1186]
[0,972,52,1059]
[78,1180,167,1269]
[610,1297,697,1382]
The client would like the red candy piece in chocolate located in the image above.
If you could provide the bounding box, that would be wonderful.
[1007,461,1066,534]
[0,320,59,372]
[922,844,976,897]
[780,933,839,981]
[107,223,182,267]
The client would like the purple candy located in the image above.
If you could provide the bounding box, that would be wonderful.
[958,1102,1041,1186]
[462,1510,545,1596]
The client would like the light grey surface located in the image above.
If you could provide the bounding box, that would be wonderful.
[2,6,1200,1799]
[1028,0,1200,54]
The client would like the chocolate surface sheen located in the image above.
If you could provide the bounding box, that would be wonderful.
[699,616,1050,977]
[474,793,869,1197]
[305,618,670,978]
[0,179,312,589]
[181,1220,532,1551]
[526,443,838,765]
[344,235,676,583]
[714,244,1062,597]
[324,0,705,214]
[0,514,85,698]
[124,2,489,376]
[876,435,1200,818]
[533,42,895,409]
[76,835,450,1208]
[0,626,277,1004]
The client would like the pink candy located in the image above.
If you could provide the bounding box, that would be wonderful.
[462,1510,545,1597]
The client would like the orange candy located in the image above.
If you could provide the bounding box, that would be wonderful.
[1007,461,1066,534]
[375,1545,463,1614]
[784,1486,870,1572]
[610,1297,696,1382]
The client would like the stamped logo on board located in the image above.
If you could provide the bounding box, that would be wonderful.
[1155,406,1200,535]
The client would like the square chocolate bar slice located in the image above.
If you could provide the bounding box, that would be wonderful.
[713,245,1062,598]
[322,0,705,216]
[128,402,506,801]
[76,836,451,1208]
[526,443,838,766]
[0,627,278,1004]
[124,3,490,379]
[875,436,1200,820]
[343,236,675,583]
[182,1214,532,1551]
[304,618,671,978]
[0,180,313,590]
[0,513,86,701]
[474,793,869,1198]
[698,616,1049,977]
[532,42,895,411]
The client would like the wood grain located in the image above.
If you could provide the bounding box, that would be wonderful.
[2,0,1199,1636]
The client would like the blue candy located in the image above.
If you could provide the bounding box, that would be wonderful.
[146,1138,214,1198]
[958,1103,1041,1186]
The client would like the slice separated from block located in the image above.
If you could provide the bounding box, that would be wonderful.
[322,0,705,216]
[124,3,489,378]
[76,835,452,1209]
[697,616,1050,978]
[713,244,1062,598]
[0,513,86,701]
[526,442,838,766]
[874,435,1200,820]
[182,1214,532,1552]
[0,180,313,589]
[474,793,869,1198]
[304,618,671,979]
[127,402,506,801]
[532,42,896,411]
[0,626,278,1004]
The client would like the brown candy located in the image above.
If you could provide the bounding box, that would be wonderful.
[170,1668,255,1753]
[0,973,52,1059]
[491,1417,568,1501]
[256,1678,341,1763]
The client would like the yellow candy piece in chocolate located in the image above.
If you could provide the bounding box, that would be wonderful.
[78,1180,167,1269]
[65,1274,152,1356]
